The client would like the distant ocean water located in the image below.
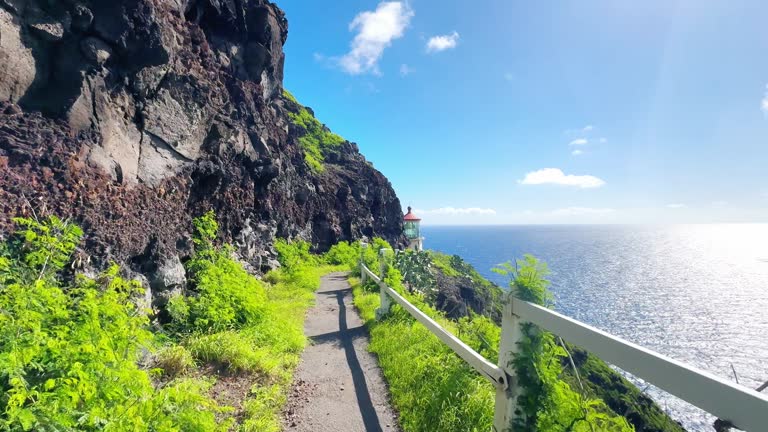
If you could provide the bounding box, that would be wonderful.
[421,224,768,432]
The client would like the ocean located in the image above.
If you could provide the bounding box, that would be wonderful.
[421,224,768,432]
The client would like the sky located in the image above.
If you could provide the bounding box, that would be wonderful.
[277,0,768,225]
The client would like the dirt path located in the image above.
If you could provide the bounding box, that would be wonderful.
[283,272,399,432]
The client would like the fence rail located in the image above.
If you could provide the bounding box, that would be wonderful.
[360,247,768,432]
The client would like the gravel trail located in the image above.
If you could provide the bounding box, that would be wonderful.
[283,272,399,432]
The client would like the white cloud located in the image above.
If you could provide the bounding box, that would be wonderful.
[571,149,583,156]
[599,137,608,143]
[426,31,460,53]
[337,2,414,75]
[762,84,768,114]
[416,207,497,215]
[519,168,606,188]
[583,125,594,132]
[551,207,615,216]
[399,64,412,76]
[666,203,686,209]
[712,200,729,207]
[569,138,588,146]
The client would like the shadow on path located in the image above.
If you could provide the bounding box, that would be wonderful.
[309,285,382,432]
[286,272,398,432]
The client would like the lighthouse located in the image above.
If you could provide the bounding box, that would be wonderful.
[403,206,424,251]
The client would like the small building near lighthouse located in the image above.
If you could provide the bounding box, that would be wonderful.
[403,206,424,251]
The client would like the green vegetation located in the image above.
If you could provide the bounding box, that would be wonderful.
[165,211,342,430]
[283,90,346,173]
[341,239,633,431]
[494,257,632,431]
[0,213,342,431]
[0,216,231,431]
[350,276,498,431]
[0,213,680,431]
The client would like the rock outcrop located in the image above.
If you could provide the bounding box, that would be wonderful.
[0,0,405,289]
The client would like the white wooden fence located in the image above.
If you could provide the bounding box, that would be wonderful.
[359,247,768,432]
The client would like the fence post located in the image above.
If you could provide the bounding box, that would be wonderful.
[493,298,522,432]
[375,248,392,320]
[360,242,368,285]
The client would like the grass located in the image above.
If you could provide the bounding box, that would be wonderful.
[154,345,196,378]
[349,276,497,432]
[155,214,347,430]
[240,384,286,432]
[172,260,343,430]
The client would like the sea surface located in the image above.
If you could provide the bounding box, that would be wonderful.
[421,224,768,432]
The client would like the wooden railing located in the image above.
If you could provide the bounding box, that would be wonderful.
[359,247,768,432]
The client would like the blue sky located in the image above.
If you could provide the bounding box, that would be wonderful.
[278,0,768,224]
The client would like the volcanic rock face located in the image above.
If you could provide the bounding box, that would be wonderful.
[0,0,404,284]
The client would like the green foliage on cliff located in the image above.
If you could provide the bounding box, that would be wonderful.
[283,90,345,173]
[0,216,231,431]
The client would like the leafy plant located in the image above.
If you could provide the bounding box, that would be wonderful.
[170,211,268,333]
[0,217,230,431]
[494,255,632,432]
[274,238,318,274]
[0,216,82,284]
[323,240,358,267]
[393,250,436,295]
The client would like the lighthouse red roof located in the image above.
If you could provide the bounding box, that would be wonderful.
[403,206,421,222]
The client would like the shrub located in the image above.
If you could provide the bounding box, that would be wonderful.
[393,250,436,296]
[324,240,357,267]
[0,216,82,284]
[170,211,268,333]
[0,217,229,431]
[274,238,318,274]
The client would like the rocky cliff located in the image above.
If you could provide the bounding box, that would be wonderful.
[0,0,404,288]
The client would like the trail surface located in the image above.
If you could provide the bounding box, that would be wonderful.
[284,272,399,432]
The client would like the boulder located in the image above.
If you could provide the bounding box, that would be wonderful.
[80,37,112,65]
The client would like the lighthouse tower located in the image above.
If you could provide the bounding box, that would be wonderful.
[403,206,424,251]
